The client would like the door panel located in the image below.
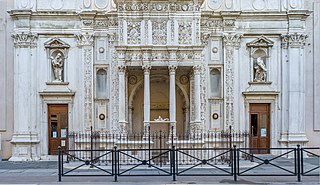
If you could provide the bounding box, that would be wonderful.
[48,105,68,155]
[250,104,270,154]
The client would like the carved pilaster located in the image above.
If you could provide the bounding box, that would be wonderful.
[12,32,38,48]
[223,33,242,127]
[118,64,127,135]
[75,33,94,130]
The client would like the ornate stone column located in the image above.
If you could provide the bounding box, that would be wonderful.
[222,33,241,129]
[193,65,202,133]
[118,65,127,134]
[75,33,94,130]
[11,32,40,161]
[142,64,151,136]
[169,65,177,137]
[281,33,308,145]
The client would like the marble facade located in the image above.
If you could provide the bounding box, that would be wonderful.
[0,0,319,160]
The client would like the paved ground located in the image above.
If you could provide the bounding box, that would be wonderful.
[0,159,318,185]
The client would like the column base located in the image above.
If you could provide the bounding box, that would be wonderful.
[279,132,309,148]
[10,133,40,161]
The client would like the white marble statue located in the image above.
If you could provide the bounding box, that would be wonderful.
[51,53,64,82]
[254,57,267,82]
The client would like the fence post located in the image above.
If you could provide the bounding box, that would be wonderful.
[58,146,61,182]
[114,146,118,182]
[172,145,176,181]
[297,144,301,182]
[233,145,237,182]
[90,126,93,167]
[148,125,151,167]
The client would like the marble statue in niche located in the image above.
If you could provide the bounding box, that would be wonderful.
[254,57,267,82]
[51,52,64,82]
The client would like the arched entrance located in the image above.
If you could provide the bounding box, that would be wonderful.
[129,73,189,136]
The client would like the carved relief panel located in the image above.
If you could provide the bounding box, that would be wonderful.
[44,38,70,83]
[127,21,141,45]
[152,20,167,45]
[178,21,192,45]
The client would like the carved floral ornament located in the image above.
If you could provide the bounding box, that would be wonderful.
[12,32,38,47]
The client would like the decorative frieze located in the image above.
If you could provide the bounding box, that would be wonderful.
[223,19,235,27]
[12,32,38,47]
[118,2,201,12]
[201,20,223,28]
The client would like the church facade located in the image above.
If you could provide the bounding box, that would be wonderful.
[0,0,319,160]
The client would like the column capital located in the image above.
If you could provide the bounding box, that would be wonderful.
[223,33,242,48]
[142,64,151,73]
[168,65,177,73]
[281,34,289,49]
[75,32,94,46]
[281,33,308,48]
[193,65,202,75]
[118,64,127,73]
[12,32,38,48]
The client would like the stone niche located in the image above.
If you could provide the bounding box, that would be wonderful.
[245,36,277,95]
[44,37,70,83]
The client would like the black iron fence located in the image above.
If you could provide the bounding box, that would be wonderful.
[58,145,320,182]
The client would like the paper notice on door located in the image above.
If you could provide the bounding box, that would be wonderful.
[52,131,57,138]
[61,129,67,138]
[261,128,267,137]
[61,140,65,147]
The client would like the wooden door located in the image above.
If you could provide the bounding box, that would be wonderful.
[249,104,270,154]
[48,104,68,155]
